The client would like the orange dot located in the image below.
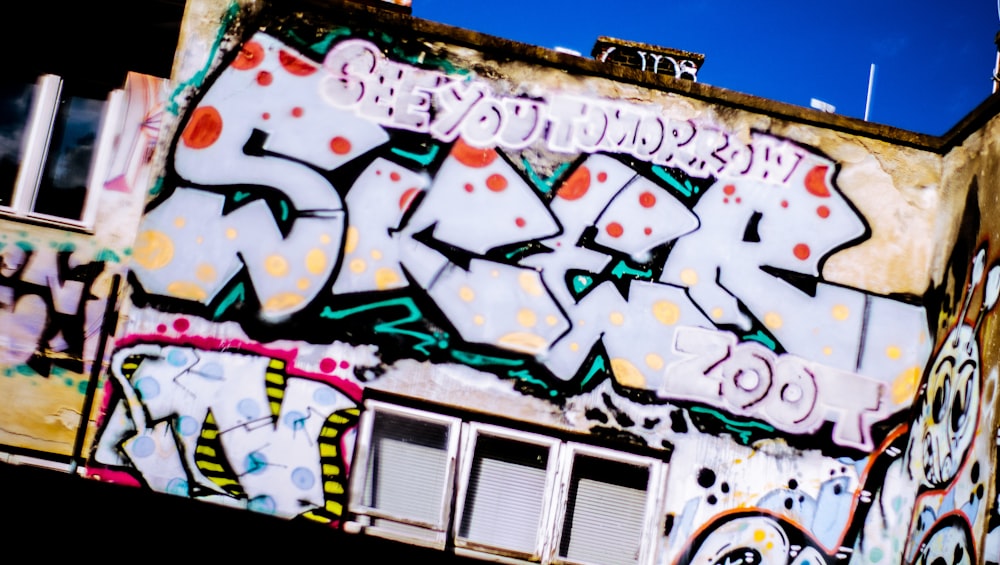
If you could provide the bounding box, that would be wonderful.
[557,166,590,201]
[279,50,317,76]
[805,165,832,197]
[399,188,420,211]
[515,217,526,227]
[291,107,304,117]
[606,222,624,238]
[451,138,497,167]
[256,71,273,86]
[390,171,401,182]
[639,191,656,208]
[330,136,352,155]
[181,106,223,149]
[596,171,608,183]
[817,205,830,218]
[486,174,508,192]
[723,184,736,195]
[232,41,264,70]
[794,243,811,260]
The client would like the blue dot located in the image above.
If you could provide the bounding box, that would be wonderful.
[134,377,160,400]
[237,398,260,419]
[176,415,198,436]
[132,436,155,458]
[245,451,268,474]
[166,478,189,496]
[283,411,307,431]
[248,495,276,514]
[166,349,189,367]
[312,387,337,406]
[291,467,316,490]
[197,362,224,381]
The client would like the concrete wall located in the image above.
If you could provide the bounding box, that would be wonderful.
[0,1,995,564]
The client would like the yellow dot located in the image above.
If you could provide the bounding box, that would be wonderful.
[518,271,544,297]
[645,354,664,370]
[265,255,289,276]
[375,268,401,290]
[263,293,304,313]
[764,312,783,329]
[517,309,537,328]
[459,286,475,302]
[350,258,366,273]
[166,281,206,301]
[611,358,646,388]
[343,227,358,253]
[225,228,238,240]
[306,248,327,275]
[892,366,922,404]
[832,304,850,321]
[680,268,698,286]
[195,264,217,283]
[545,315,559,326]
[297,278,310,290]
[609,311,625,326]
[652,300,680,325]
[766,542,773,551]
[886,345,902,360]
[711,308,724,319]
[370,249,383,260]
[195,236,204,244]
[133,230,174,270]
[823,346,833,355]
[753,530,766,543]
[320,233,332,245]
[474,315,485,326]
[570,342,580,352]
[173,216,186,228]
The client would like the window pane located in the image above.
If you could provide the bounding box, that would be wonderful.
[0,82,34,208]
[362,411,451,526]
[32,93,106,220]
[459,435,548,554]
[559,455,649,565]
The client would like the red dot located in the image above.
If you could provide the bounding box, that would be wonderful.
[375,170,382,176]
[181,106,223,149]
[399,188,420,210]
[232,41,264,70]
[735,197,742,204]
[805,165,832,197]
[256,71,273,86]
[781,200,789,208]
[486,174,508,192]
[262,112,270,120]
[817,205,830,218]
[319,358,336,373]
[793,244,811,260]
[156,324,167,333]
[723,185,736,196]
[390,171,401,182]
[291,106,304,117]
[464,183,474,193]
[606,222,624,238]
[173,318,190,332]
[557,166,590,201]
[279,50,317,76]
[597,171,608,183]
[644,227,652,235]
[639,191,656,208]
[515,217,526,227]
[329,136,352,155]
[451,138,497,167]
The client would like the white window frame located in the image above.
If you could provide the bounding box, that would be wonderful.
[2,74,125,230]
[347,400,461,549]
[347,400,670,565]
[453,423,562,562]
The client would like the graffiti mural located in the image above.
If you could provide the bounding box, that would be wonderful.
[91,8,995,565]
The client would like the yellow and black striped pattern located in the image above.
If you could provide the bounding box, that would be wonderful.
[195,410,246,498]
[118,354,147,382]
[299,407,360,524]
[264,358,288,422]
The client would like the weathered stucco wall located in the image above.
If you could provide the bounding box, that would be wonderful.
[0,73,169,461]
[0,1,985,564]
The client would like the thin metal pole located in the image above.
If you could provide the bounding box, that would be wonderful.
[864,63,876,121]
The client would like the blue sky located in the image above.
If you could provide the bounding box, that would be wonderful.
[413,1,998,135]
